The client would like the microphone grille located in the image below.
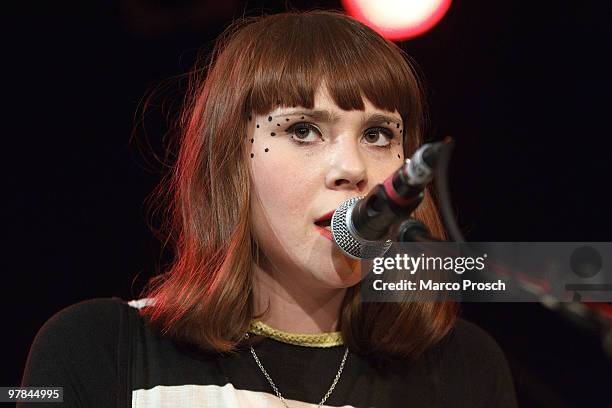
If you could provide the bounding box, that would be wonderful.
[331,196,392,260]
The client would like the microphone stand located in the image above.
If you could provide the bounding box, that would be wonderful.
[404,138,612,359]
[392,137,461,245]
[395,218,443,243]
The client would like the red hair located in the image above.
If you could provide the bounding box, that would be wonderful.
[139,9,458,362]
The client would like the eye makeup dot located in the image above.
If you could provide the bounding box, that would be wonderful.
[256,124,259,128]
[268,116,272,122]
[277,123,280,126]
[250,138,254,143]
[248,115,252,121]
[397,154,401,158]
[271,132,276,136]
[396,123,400,128]
[265,148,269,152]
[285,118,290,121]
[250,153,254,158]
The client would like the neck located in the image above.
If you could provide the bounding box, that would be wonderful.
[252,262,347,334]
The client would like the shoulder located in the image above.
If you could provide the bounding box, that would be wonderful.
[21,297,136,405]
[44,296,127,324]
[22,297,133,384]
[33,297,129,347]
[433,318,518,408]
[443,318,508,362]
[24,297,132,364]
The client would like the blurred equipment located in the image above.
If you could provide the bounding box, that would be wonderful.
[342,0,452,40]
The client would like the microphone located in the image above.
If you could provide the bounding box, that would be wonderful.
[330,142,444,259]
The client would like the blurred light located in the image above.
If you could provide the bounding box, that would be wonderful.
[341,0,452,41]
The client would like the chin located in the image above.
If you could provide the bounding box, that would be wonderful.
[314,259,363,289]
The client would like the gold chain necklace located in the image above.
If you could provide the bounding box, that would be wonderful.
[248,320,344,348]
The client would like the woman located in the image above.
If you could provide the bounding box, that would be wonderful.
[20,9,518,407]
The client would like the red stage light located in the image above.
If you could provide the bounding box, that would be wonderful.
[342,0,452,41]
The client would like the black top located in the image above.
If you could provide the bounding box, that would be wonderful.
[20,297,518,407]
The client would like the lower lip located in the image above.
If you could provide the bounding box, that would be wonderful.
[314,225,333,241]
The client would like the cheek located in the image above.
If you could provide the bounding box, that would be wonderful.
[374,164,400,183]
[249,153,322,265]
[251,150,306,205]
[375,146,406,178]
[249,148,320,234]
[249,136,323,198]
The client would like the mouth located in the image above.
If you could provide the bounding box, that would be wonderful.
[314,210,334,230]
[315,224,331,234]
[314,219,331,231]
[314,209,335,241]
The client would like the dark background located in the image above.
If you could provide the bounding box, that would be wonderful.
[3,0,612,406]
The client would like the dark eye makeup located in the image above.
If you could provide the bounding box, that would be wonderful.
[285,122,396,149]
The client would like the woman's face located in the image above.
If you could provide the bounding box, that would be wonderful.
[248,85,405,290]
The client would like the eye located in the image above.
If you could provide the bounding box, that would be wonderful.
[285,122,322,145]
[363,127,395,148]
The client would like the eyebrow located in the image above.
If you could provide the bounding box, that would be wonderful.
[273,110,402,128]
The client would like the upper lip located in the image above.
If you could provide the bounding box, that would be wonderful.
[314,209,335,224]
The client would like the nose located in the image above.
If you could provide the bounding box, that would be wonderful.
[324,138,368,191]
